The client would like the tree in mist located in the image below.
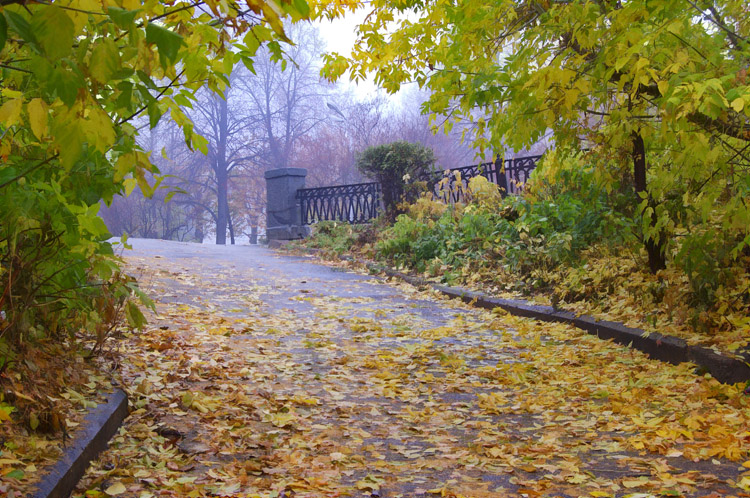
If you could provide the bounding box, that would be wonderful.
[240,24,330,172]
[187,74,264,244]
[100,120,208,242]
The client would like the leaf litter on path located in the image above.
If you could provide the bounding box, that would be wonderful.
[75,242,750,497]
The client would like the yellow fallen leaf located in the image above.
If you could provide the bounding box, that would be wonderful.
[105,482,127,495]
[621,479,646,488]
[567,473,587,484]
[192,401,209,414]
[486,447,503,458]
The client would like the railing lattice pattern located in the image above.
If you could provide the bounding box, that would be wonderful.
[297,182,382,225]
[297,155,543,225]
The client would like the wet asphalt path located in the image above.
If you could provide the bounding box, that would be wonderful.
[78,238,745,498]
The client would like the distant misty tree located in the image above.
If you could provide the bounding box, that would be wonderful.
[239,24,329,172]
[187,73,264,245]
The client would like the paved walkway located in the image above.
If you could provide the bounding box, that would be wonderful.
[75,239,746,497]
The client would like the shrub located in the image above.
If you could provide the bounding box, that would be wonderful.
[375,153,633,291]
[356,141,436,219]
[305,221,375,256]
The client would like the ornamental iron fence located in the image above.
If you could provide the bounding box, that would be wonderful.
[296,154,543,226]
[297,181,382,225]
[424,155,543,202]
[503,155,542,196]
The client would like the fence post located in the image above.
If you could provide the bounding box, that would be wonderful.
[264,168,311,241]
[496,157,509,197]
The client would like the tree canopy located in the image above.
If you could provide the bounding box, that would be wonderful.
[320,0,750,273]
[0,0,309,347]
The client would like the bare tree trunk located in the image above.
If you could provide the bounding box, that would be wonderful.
[632,131,666,273]
[216,169,228,245]
[215,97,229,245]
[228,204,236,245]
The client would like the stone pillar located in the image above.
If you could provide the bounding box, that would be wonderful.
[264,168,311,241]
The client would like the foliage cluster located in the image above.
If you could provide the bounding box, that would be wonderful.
[0,0,308,358]
[0,0,311,444]
[319,0,750,341]
[378,160,624,286]
[298,220,378,257]
[356,141,435,219]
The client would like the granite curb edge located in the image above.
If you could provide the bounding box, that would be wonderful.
[32,389,129,498]
[278,246,750,384]
[370,263,750,385]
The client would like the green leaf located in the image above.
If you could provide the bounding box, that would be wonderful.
[89,38,121,84]
[107,7,139,28]
[52,116,85,170]
[115,81,134,111]
[145,23,183,64]
[137,70,158,90]
[125,301,146,329]
[31,5,75,60]
[147,100,163,129]
[243,30,261,57]
[0,14,7,52]
[292,0,310,17]
[282,0,310,20]
[5,469,24,479]
[0,166,18,186]
[4,10,36,48]
[50,68,83,107]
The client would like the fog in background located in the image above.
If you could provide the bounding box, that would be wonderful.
[101,23,536,245]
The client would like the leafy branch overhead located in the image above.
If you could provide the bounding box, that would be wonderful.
[0,0,309,348]
[320,0,750,275]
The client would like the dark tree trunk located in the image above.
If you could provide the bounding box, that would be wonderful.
[250,225,258,244]
[228,205,235,245]
[632,131,666,273]
[216,168,228,245]
[215,97,229,245]
[193,207,204,243]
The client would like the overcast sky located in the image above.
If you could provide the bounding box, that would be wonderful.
[313,12,411,105]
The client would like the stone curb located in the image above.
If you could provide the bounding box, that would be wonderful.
[289,246,750,385]
[368,264,750,385]
[282,247,750,383]
[32,389,129,498]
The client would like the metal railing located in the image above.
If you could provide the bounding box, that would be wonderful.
[424,155,543,202]
[422,161,497,203]
[297,154,543,225]
[297,182,382,225]
[502,155,542,196]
